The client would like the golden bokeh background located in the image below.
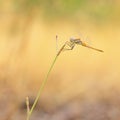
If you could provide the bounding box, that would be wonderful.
[0,0,120,119]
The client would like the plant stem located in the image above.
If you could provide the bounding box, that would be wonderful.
[26,43,65,120]
[27,55,58,120]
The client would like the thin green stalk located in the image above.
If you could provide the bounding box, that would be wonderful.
[27,43,66,120]
[27,55,58,119]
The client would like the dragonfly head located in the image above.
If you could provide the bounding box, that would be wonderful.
[70,37,76,42]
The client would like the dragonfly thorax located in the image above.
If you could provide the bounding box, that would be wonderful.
[70,37,82,45]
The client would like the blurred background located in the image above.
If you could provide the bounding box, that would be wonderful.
[0,0,120,120]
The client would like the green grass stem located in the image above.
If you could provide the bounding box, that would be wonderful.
[27,55,58,120]
[27,44,65,120]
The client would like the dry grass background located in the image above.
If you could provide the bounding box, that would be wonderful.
[0,0,120,120]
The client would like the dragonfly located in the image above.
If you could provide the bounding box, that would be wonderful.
[64,37,104,52]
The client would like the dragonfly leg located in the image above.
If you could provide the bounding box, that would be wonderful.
[64,41,75,50]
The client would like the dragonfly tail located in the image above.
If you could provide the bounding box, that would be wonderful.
[81,42,104,52]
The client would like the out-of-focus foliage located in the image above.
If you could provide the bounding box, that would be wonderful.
[12,0,119,22]
[13,0,87,15]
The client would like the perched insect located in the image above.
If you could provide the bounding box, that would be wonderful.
[56,37,104,56]
[64,37,104,52]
